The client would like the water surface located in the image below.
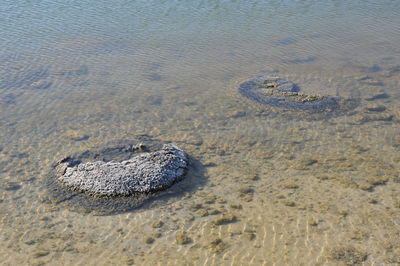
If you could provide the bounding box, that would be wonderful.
[1,0,400,265]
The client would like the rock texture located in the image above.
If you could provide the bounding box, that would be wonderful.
[238,76,357,114]
[44,139,194,215]
[57,143,188,197]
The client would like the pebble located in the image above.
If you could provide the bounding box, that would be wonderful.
[175,231,191,245]
[213,214,237,225]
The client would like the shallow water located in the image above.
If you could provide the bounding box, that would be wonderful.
[1,0,400,265]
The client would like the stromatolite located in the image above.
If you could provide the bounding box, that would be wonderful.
[57,143,187,197]
[44,140,190,214]
[238,76,358,115]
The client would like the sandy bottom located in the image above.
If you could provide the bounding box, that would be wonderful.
[1,38,400,265]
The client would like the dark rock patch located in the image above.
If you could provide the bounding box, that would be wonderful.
[0,67,50,91]
[3,181,22,191]
[365,93,390,101]
[364,104,386,112]
[358,76,384,87]
[76,65,89,76]
[9,152,29,159]
[287,56,318,64]
[274,37,296,46]
[59,65,89,80]
[146,95,163,105]
[0,93,18,105]
[354,112,393,124]
[146,73,163,81]
[328,246,367,265]
[73,135,89,141]
[238,76,358,117]
[361,64,382,73]
[386,65,400,77]
[65,130,90,141]
[16,153,29,159]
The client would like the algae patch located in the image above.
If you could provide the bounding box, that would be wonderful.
[328,246,367,265]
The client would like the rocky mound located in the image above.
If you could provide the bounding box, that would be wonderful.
[57,143,187,197]
[238,76,358,114]
[44,140,190,214]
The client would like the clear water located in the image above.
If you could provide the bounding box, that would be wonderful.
[1,0,400,265]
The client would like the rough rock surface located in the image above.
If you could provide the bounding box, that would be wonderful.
[43,139,194,215]
[238,76,357,114]
[57,143,188,197]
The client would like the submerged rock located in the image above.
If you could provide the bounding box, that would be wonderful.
[238,76,358,116]
[45,139,190,214]
[328,246,368,265]
[175,231,191,245]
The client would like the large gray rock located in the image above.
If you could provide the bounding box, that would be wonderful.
[57,143,188,197]
[44,139,194,215]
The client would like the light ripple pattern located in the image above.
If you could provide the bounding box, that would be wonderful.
[1,0,400,265]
